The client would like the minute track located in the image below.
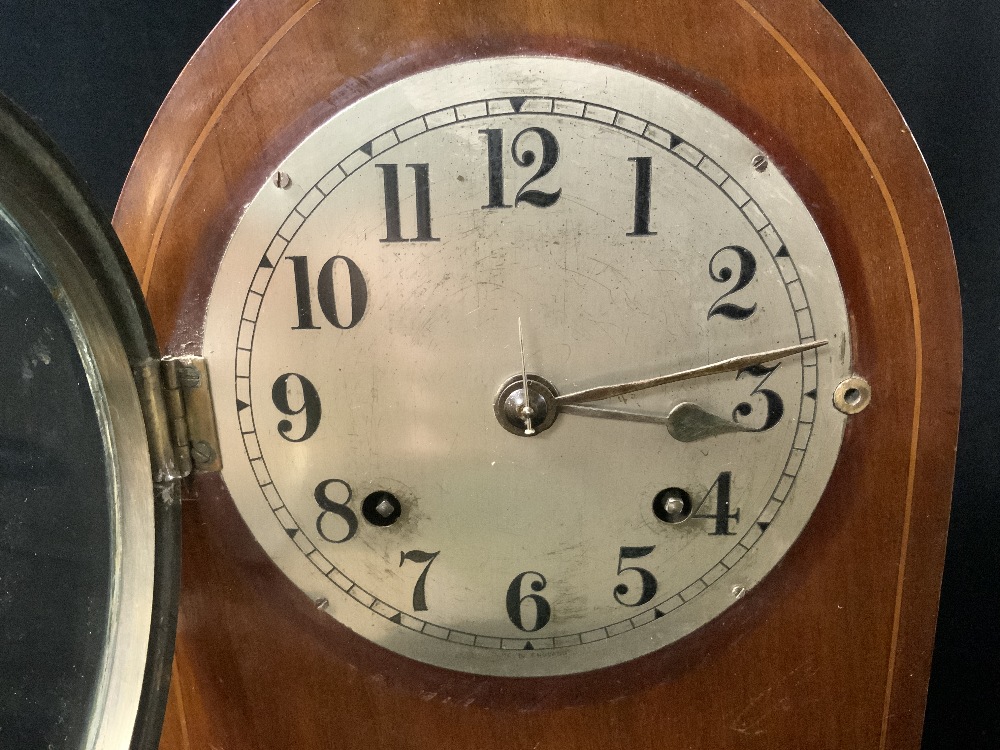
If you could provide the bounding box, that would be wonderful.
[236,94,820,650]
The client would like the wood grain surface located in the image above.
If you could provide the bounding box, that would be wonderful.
[113,1,962,748]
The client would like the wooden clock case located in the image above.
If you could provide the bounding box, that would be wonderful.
[113,1,961,747]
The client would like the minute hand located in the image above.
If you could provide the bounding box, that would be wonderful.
[554,340,828,406]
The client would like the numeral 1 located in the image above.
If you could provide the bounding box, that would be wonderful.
[627,156,656,236]
[376,163,439,242]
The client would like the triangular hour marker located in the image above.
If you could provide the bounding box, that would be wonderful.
[654,608,665,619]
[236,399,249,411]
[776,246,790,258]
[285,528,298,539]
[389,612,403,624]
[359,141,373,157]
[258,255,273,268]
[669,133,684,150]
[510,96,527,113]
[523,642,534,651]
[806,389,818,399]
[758,521,771,532]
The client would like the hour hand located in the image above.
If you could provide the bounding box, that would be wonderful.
[560,402,754,443]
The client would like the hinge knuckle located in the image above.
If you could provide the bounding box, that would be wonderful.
[135,355,221,483]
[135,359,185,482]
[161,359,194,478]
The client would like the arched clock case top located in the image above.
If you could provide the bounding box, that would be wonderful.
[113,1,960,749]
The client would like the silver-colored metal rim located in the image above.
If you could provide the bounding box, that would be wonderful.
[0,179,156,750]
[0,92,160,750]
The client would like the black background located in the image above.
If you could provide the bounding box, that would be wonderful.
[0,1,994,746]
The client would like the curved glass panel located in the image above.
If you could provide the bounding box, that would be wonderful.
[0,208,112,749]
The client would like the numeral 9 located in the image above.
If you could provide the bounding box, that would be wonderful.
[271,373,322,442]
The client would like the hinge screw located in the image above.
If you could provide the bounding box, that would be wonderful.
[273,171,292,189]
[190,440,216,466]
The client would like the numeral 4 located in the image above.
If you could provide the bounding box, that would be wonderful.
[692,471,740,535]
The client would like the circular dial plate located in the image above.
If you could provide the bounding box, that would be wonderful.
[203,57,851,676]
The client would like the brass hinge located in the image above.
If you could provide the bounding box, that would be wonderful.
[136,355,222,482]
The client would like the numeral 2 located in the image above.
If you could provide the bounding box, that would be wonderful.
[708,245,757,320]
[376,163,439,242]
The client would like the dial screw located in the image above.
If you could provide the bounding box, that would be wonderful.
[752,154,769,172]
[833,375,872,415]
[314,597,330,611]
[273,170,292,189]
[732,585,747,600]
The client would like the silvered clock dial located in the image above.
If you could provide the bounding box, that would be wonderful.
[203,56,857,676]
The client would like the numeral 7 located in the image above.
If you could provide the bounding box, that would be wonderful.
[399,549,440,611]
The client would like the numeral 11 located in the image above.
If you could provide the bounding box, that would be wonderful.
[376,163,439,242]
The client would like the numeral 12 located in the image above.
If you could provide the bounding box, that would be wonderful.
[479,127,562,209]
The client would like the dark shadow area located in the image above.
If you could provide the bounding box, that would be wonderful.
[820,1,1000,746]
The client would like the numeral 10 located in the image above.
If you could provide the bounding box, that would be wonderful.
[287,255,368,330]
